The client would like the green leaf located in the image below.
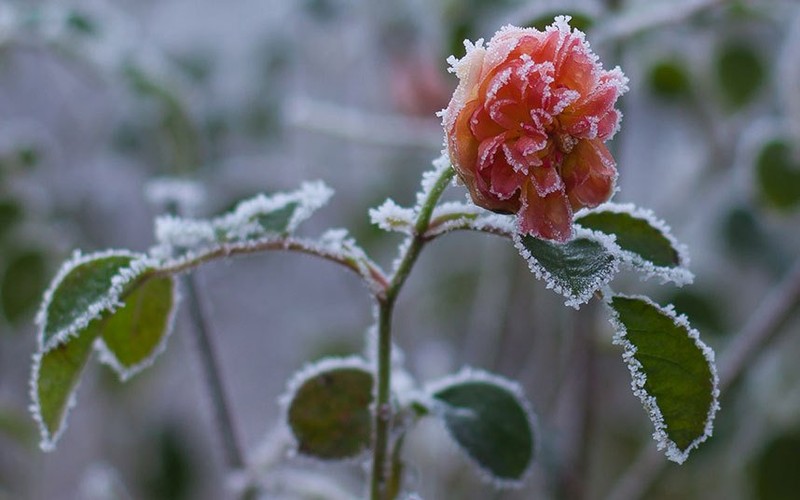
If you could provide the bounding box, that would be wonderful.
[2,249,48,324]
[253,201,298,234]
[96,276,177,380]
[37,251,147,351]
[754,432,800,500]
[285,359,373,460]
[648,59,692,100]
[32,320,102,450]
[607,295,719,463]
[0,199,22,240]
[756,140,800,211]
[430,370,535,483]
[715,41,765,109]
[575,204,692,284]
[514,231,618,308]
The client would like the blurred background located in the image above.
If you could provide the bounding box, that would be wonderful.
[1,0,800,498]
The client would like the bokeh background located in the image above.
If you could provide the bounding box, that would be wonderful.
[1,0,800,498]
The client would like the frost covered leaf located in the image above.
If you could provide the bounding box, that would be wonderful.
[756,140,800,212]
[606,295,719,464]
[284,359,373,460]
[576,203,692,284]
[369,199,415,234]
[37,251,149,351]
[429,370,535,484]
[154,182,333,255]
[95,275,177,381]
[514,231,618,308]
[32,320,101,450]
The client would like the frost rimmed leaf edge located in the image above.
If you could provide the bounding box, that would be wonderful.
[153,180,334,255]
[575,202,693,286]
[93,275,180,382]
[423,367,537,488]
[604,292,720,464]
[513,227,621,308]
[34,249,152,352]
[278,356,374,462]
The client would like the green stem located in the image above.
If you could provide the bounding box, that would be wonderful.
[369,165,455,499]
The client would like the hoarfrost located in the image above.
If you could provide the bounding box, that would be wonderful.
[35,249,153,352]
[424,367,537,489]
[29,347,80,451]
[369,199,415,234]
[513,227,621,309]
[415,154,453,211]
[153,181,333,256]
[278,355,373,463]
[93,277,180,382]
[144,177,206,216]
[604,293,720,464]
[576,202,693,286]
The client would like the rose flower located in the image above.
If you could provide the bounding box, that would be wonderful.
[441,17,628,242]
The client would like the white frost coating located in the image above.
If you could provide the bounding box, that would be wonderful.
[513,227,621,309]
[278,356,373,462]
[603,293,720,465]
[35,249,152,352]
[415,154,453,211]
[144,177,206,216]
[423,367,537,489]
[77,463,133,500]
[29,347,76,451]
[93,277,180,382]
[153,181,333,253]
[369,199,415,234]
[575,202,694,286]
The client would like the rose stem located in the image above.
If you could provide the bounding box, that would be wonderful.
[370,165,455,500]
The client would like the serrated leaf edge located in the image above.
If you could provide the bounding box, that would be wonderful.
[35,249,152,352]
[424,367,537,488]
[93,275,180,382]
[603,292,720,464]
[278,356,374,462]
[575,202,693,286]
[513,227,621,309]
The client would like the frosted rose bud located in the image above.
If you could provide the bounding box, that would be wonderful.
[441,17,628,242]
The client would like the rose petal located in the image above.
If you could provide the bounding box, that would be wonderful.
[562,139,617,209]
[530,164,564,197]
[469,104,505,141]
[518,182,573,242]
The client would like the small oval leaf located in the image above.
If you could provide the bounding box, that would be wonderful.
[756,140,800,212]
[36,251,150,351]
[95,275,178,381]
[715,41,765,109]
[576,203,692,285]
[31,321,102,450]
[2,249,48,324]
[284,358,373,460]
[429,369,535,484]
[606,295,719,464]
[514,230,619,308]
